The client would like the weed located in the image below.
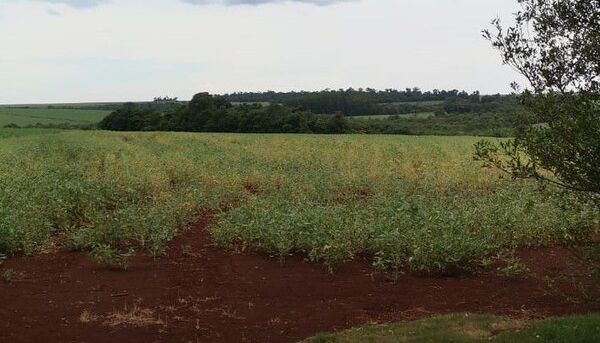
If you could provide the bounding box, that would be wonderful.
[79,310,99,323]
[181,244,193,256]
[89,244,133,270]
[498,255,531,277]
[79,306,164,327]
[2,268,15,283]
[104,306,164,327]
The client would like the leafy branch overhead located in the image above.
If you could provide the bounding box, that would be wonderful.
[477,0,600,199]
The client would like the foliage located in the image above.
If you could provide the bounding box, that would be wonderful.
[353,112,515,137]
[0,132,596,272]
[225,88,500,107]
[98,103,162,131]
[223,88,520,117]
[497,255,531,276]
[478,0,600,199]
[100,93,342,134]
[99,93,517,136]
[89,244,133,270]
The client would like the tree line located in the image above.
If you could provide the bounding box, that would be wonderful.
[98,93,348,134]
[224,87,480,103]
[98,92,515,136]
[222,88,519,117]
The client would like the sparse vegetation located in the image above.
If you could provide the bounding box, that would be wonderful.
[89,244,133,270]
[80,306,164,327]
[1,268,15,283]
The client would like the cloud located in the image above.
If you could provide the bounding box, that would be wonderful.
[0,0,353,9]
[182,0,355,6]
[45,7,62,15]
[0,0,109,8]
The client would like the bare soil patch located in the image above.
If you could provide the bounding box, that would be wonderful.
[0,213,597,343]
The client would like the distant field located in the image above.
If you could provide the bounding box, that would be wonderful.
[0,102,125,109]
[0,107,111,127]
[350,112,435,120]
[231,101,271,106]
[348,114,391,120]
[381,100,445,106]
[0,128,61,139]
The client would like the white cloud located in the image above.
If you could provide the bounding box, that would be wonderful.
[8,0,108,8]
[0,0,352,8]
[183,0,351,5]
[0,0,525,104]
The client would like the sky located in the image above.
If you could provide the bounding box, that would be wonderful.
[0,0,526,104]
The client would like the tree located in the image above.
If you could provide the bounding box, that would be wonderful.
[329,112,348,134]
[475,0,600,201]
[98,103,160,131]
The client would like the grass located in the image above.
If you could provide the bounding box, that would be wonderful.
[349,112,435,120]
[306,313,600,342]
[0,132,597,273]
[0,128,61,139]
[349,114,392,120]
[0,102,123,108]
[231,101,271,106]
[381,100,445,106]
[0,107,110,127]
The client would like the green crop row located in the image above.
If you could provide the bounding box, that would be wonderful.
[0,131,597,272]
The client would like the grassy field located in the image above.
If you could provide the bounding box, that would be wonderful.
[0,130,597,272]
[0,102,124,108]
[382,100,445,106]
[0,107,110,127]
[0,128,61,139]
[350,112,435,120]
[348,114,392,120]
[307,313,600,342]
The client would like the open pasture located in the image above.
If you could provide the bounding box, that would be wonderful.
[0,131,596,274]
[0,128,61,139]
[0,107,110,127]
[350,112,435,120]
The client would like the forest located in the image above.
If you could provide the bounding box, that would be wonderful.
[98,90,519,136]
[223,88,518,116]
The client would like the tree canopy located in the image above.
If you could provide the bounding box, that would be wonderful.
[475,0,600,199]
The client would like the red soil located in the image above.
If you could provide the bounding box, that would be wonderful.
[0,213,597,343]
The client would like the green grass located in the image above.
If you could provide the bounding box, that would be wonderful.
[0,102,124,108]
[306,313,600,342]
[0,128,62,139]
[350,112,435,120]
[0,107,110,127]
[348,114,391,120]
[381,100,445,106]
[231,101,271,106]
[0,132,597,271]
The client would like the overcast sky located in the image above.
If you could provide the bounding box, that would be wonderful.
[0,0,525,104]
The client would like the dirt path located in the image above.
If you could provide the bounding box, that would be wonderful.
[0,213,596,343]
